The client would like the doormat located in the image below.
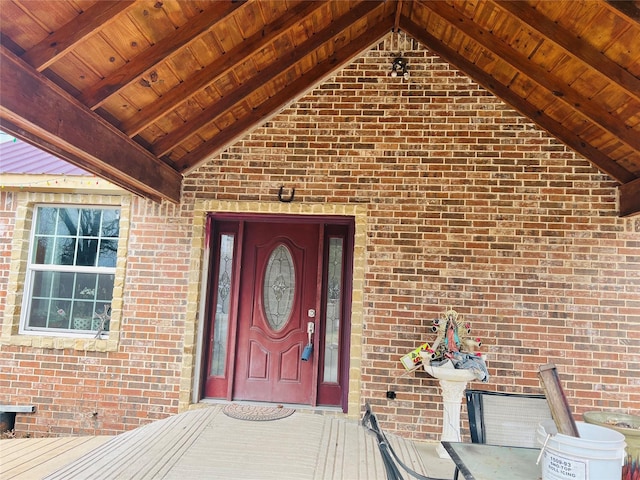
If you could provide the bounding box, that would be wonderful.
[222,404,295,422]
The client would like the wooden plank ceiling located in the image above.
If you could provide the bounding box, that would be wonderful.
[1,0,639,215]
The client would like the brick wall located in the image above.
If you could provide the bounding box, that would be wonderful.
[184,34,640,439]
[1,33,638,439]
[0,192,187,435]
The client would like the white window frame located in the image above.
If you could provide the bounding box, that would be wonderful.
[20,204,120,338]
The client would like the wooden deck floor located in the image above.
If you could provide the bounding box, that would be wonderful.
[0,405,455,479]
[1,435,112,479]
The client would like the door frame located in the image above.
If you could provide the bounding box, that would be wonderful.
[199,212,355,411]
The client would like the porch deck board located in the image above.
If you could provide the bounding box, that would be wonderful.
[0,436,111,479]
[1,405,455,479]
[319,414,386,479]
[163,410,326,480]
[46,407,216,479]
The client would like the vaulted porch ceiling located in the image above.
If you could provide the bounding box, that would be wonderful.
[1,1,639,215]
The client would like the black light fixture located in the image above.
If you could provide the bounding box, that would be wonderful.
[390,56,409,79]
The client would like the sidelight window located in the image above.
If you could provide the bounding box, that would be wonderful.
[323,237,344,383]
[210,234,235,376]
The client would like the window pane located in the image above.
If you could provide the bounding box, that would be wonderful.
[263,244,295,332]
[53,237,76,265]
[76,238,98,266]
[53,271,75,299]
[78,210,101,237]
[34,236,53,264]
[35,207,57,235]
[75,272,97,297]
[96,275,114,300]
[28,297,50,327]
[211,234,234,376]
[56,208,79,236]
[51,301,71,329]
[31,270,53,297]
[98,239,118,267]
[72,301,95,330]
[102,210,120,237]
[324,238,343,383]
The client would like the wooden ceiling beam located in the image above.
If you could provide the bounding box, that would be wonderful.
[494,0,640,105]
[78,0,246,109]
[424,1,640,154]
[0,119,162,201]
[400,18,638,186]
[394,0,403,32]
[0,46,182,203]
[120,1,327,137]
[604,0,640,22]
[174,15,395,173]
[619,177,640,217]
[149,1,386,159]
[21,1,136,72]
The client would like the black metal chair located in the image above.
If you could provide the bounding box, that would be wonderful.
[362,403,448,480]
[453,389,553,479]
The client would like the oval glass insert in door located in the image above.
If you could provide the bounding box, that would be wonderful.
[263,244,295,331]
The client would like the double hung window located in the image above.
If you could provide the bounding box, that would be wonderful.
[21,205,120,336]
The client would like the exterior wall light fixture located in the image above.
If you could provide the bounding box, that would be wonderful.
[391,56,409,79]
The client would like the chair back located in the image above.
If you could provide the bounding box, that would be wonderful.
[465,389,553,448]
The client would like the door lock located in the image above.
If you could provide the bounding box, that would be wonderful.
[302,321,315,362]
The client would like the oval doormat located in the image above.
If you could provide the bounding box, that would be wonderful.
[222,404,295,422]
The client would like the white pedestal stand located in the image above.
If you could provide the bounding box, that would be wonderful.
[422,361,476,459]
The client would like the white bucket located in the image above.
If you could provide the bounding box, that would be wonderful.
[537,420,626,480]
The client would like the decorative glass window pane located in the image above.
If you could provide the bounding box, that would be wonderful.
[263,244,295,332]
[324,238,343,383]
[211,234,235,376]
[23,205,120,336]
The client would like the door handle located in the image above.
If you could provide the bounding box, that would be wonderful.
[302,322,314,361]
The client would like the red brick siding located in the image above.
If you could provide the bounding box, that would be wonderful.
[0,197,188,436]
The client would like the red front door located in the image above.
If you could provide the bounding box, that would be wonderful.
[232,222,319,404]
